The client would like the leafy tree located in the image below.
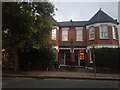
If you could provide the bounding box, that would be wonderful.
[2,2,56,73]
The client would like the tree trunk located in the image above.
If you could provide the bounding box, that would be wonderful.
[14,48,19,73]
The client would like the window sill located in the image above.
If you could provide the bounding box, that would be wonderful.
[89,39,95,41]
[113,38,118,40]
[99,38,109,40]
[62,40,68,41]
[76,40,83,42]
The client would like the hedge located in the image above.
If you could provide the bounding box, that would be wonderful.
[92,48,120,69]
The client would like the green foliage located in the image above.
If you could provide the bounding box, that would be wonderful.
[2,2,55,51]
[2,2,56,71]
[94,48,119,69]
[2,60,14,70]
[18,46,55,70]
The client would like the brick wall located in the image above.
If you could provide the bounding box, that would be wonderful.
[51,25,119,46]
[86,26,119,45]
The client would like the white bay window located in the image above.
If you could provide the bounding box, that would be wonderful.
[100,25,108,39]
[112,26,118,39]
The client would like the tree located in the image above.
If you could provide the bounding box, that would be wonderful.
[2,2,56,73]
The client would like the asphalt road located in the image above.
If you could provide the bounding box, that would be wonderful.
[2,77,120,88]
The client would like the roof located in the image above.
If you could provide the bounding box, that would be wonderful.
[88,9,119,25]
[49,16,59,26]
[58,21,89,27]
[57,9,119,27]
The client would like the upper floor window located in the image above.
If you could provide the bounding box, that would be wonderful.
[99,25,108,39]
[51,29,56,40]
[76,28,83,41]
[62,28,68,41]
[112,26,118,39]
[89,26,95,40]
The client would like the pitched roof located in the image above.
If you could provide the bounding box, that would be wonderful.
[88,9,119,25]
[58,21,89,27]
[57,9,119,27]
[49,16,59,26]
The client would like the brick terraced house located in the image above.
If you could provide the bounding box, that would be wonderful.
[51,9,119,67]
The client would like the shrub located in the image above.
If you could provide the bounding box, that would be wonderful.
[18,46,55,71]
[93,48,119,69]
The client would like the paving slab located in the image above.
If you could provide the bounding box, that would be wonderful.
[2,71,120,80]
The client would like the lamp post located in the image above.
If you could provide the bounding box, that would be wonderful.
[92,44,96,78]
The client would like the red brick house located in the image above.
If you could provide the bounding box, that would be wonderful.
[51,9,119,67]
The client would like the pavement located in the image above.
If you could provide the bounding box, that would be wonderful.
[2,68,120,80]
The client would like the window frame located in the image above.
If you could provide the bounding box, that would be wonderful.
[89,26,95,40]
[76,28,83,41]
[99,25,109,39]
[112,26,118,40]
[51,28,56,40]
[62,28,68,41]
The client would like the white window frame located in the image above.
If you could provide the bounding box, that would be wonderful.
[89,50,93,63]
[62,28,68,41]
[112,26,118,39]
[76,28,83,41]
[99,25,109,39]
[51,28,56,40]
[89,26,95,40]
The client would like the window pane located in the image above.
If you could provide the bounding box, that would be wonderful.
[100,25,108,39]
[76,29,82,41]
[62,29,68,41]
[52,29,56,40]
[112,26,118,39]
[115,27,118,39]
[89,27,95,39]
[90,33,95,39]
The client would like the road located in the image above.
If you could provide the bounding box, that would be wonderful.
[2,77,120,88]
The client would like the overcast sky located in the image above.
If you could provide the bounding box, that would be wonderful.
[50,1,119,22]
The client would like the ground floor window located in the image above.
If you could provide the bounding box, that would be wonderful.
[59,50,70,65]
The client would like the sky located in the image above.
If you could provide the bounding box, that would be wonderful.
[51,1,119,22]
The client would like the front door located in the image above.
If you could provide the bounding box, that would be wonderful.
[74,49,86,66]
[74,50,79,65]
[79,49,85,66]
[59,52,64,65]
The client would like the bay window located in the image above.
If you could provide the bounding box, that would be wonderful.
[112,26,118,39]
[100,25,108,39]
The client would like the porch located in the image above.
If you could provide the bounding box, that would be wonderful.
[58,48,87,67]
